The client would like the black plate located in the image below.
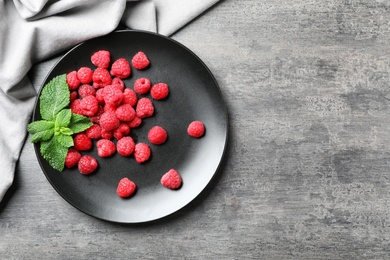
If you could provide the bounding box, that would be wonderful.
[33,30,228,223]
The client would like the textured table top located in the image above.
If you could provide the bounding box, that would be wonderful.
[2,0,390,259]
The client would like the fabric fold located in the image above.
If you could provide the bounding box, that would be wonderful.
[154,0,220,35]
[12,0,49,19]
[121,0,157,33]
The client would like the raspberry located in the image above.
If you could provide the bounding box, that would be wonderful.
[77,67,93,84]
[95,88,105,104]
[134,78,151,95]
[113,123,130,140]
[111,77,125,92]
[148,126,168,145]
[111,85,125,92]
[115,104,136,122]
[70,99,83,115]
[73,133,93,151]
[101,129,113,140]
[91,50,110,69]
[96,139,116,157]
[160,169,182,189]
[78,155,98,175]
[86,124,102,139]
[103,85,123,106]
[122,88,138,107]
[99,111,120,131]
[70,91,78,102]
[78,84,96,98]
[80,95,99,117]
[136,97,154,118]
[117,136,135,156]
[132,51,150,70]
[92,68,112,88]
[65,148,81,168]
[150,83,169,100]
[66,71,80,90]
[110,58,131,79]
[104,103,117,112]
[134,143,151,163]
[127,116,142,128]
[90,105,104,124]
[187,121,205,138]
[117,178,136,198]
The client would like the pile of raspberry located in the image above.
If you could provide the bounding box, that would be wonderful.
[64,50,205,198]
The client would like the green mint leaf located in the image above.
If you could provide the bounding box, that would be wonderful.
[30,130,54,143]
[27,120,55,143]
[27,120,54,134]
[55,109,72,129]
[40,136,68,172]
[60,127,73,136]
[39,74,70,121]
[68,113,93,134]
[56,134,74,148]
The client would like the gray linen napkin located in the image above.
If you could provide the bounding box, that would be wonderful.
[0,0,220,203]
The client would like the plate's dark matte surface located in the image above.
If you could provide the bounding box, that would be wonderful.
[32,30,228,223]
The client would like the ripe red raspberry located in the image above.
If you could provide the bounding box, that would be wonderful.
[187,121,205,138]
[78,84,96,98]
[117,178,136,198]
[104,103,117,112]
[122,88,138,107]
[77,67,93,84]
[127,116,142,128]
[103,85,123,106]
[136,97,154,118]
[80,95,99,117]
[117,136,135,156]
[99,111,120,131]
[110,58,131,79]
[92,68,112,88]
[101,129,113,140]
[115,104,136,122]
[111,85,124,93]
[66,71,80,90]
[134,78,151,95]
[113,123,130,140]
[160,169,182,189]
[148,126,168,145]
[78,155,98,175]
[91,50,110,69]
[70,99,83,115]
[65,148,81,168]
[111,77,125,92]
[90,105,104,124]
[86,124,102,139]
[134,143,151,163]
[70,91,78,102]
[150,83,169,100]
[132,51,150,70]
[73,133,93,151]
[95,88,105,104]
[96,139,116,157]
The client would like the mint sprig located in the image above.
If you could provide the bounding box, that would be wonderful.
[27,74,93,172]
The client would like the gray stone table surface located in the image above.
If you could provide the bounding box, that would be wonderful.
[2,0,390,259]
